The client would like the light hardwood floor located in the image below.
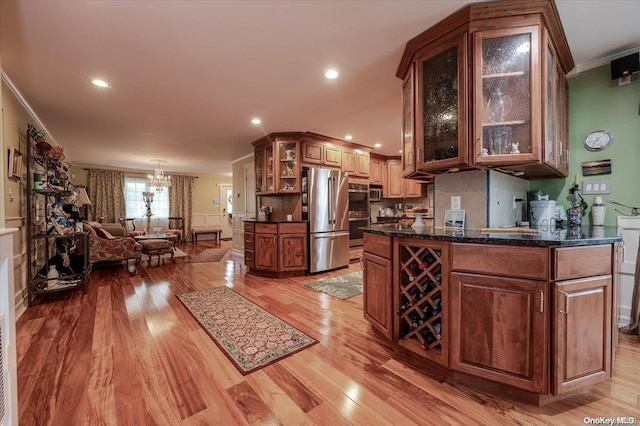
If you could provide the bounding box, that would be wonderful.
[16,240,640,425]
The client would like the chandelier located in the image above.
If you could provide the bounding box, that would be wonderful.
[147,159,171,191]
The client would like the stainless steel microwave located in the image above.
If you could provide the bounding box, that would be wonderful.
[369,185,383,201]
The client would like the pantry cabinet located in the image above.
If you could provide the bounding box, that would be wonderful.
[397,0,574,179]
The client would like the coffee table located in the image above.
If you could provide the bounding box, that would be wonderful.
[134,233,178,249]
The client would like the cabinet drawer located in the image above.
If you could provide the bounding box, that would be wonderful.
[278,223,307,234]
[255,223,278,234]
[452,244,548,281]
[244,232,254,247]
[244,222,255,233]
[363,233,392,259]
[244,249,255,268]
[554,245,611,281]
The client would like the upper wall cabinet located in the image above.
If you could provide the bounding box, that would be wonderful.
[253,134,302,195]
[397,0,574,179]
[301,137,342,168]
[342,148,370,177]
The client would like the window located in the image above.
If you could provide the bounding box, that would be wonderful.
[124,176,169,219]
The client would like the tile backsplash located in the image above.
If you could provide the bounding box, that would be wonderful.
[433,169,529,229]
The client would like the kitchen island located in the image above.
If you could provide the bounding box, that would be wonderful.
[362,224,623,404]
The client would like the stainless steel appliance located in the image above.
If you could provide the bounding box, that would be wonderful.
[347,182,369,247]
[369,184,383,201]
[303,167,349,273]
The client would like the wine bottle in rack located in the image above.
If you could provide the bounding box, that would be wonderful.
[398,300,411,314]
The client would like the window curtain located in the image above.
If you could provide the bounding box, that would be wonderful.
[88,169,126,223]
[621,238,640,340]
[169,175,195,241]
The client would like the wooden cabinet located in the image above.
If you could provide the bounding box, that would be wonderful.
[403,178,425,198]
[397,0,574,179]
[552,244,612,395]
[278,223,307,272]
[342,149,370,177]
[254,142,275,195]
[370,155,385,184]
[302,139,342,168]
[386,159,403,198]
[245,222,307,277]
[244,222,255,269]
[276,138,301,193]
[450,272,548,393]
[363,233,393,338]
[254,223,278,271]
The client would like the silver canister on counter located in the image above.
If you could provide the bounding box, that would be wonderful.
[529,200,556,230]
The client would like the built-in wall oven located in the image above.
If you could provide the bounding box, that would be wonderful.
[348,183,369,247]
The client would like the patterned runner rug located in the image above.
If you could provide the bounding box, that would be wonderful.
[305,271,363,300]
[177,286,317,375]
[189,247,229,263]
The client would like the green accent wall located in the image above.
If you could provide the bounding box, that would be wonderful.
[531,64,640,226]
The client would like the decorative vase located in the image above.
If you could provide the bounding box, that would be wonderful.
[412,213,425,229]
[47,265,59,289]
[591,196,606,226]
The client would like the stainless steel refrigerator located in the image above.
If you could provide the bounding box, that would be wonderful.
[303,167,349,273]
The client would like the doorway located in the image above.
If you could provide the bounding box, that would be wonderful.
[220,184,233,239]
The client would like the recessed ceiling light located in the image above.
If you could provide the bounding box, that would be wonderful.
[399,150,403,153]
[325,69,339,80]
[251,118,262,125]
[92,79,110,88]
[345,135,353,141]
[374,143,382,148]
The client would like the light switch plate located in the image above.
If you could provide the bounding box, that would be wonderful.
[582,180,610,194]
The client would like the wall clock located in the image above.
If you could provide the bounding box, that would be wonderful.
[584,130,613,151]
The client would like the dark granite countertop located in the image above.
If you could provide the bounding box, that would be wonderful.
[362,224,621,247]
[243,219,307,224]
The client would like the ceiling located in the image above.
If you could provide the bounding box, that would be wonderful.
[1,1,639,177]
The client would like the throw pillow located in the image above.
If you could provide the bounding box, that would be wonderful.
[94,227,116,240]
[87,221,103,229]
[83,223,98,238]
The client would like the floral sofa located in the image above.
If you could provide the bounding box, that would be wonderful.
[84,222,142,268]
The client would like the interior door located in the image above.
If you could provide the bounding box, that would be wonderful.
[220,184,233,239]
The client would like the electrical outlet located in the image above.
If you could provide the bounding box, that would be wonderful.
[451,196,461,210]
[582,180,610,194]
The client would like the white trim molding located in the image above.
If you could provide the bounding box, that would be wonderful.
[568,46,640,77]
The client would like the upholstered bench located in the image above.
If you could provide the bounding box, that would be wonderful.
[190,226,222,243]
[138,239,174,265]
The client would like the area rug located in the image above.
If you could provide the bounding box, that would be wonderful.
[189,247,230,263]
[177,287,317,375]
[305,271,363,300]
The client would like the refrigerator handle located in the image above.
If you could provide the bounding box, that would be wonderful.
[331,176,336,224]
[328,177,333,225]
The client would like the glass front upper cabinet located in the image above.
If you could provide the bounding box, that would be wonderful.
[474,27,540,165]
[416,33,468,172]
[276,139,300,193]
[401,70,415,177]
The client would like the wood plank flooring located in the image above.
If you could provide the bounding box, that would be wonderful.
[16,240,640,425]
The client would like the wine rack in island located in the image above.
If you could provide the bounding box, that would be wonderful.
[394,238,449,366]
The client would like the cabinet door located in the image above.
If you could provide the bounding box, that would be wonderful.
[402,69,416,177]
[450,272,548,393]
[553,276,611,395]
[543,34,559,171]
[324,144,342,168]
[403,178,424,198]
[255,233,278,271]
[276,139,300,193]
[356,151,370,177]
[342,149,357,173]
[416,32,468,172]
[302,141,324,165]
[473,26,540,165]
[255,143,275,195]
[370,157,383,184]
[363,252,393,339]
[386,160,403,198]
[278,233,307,271]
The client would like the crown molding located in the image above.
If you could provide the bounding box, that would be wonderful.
[1,69,58,145]
[568,46,640,77]
[231,152,253,163]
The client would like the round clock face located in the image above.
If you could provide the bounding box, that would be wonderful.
[584,130,613,151]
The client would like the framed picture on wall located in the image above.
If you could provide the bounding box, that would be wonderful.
[7,147,23,180]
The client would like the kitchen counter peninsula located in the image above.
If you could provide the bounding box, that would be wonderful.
[362,225,623,405]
